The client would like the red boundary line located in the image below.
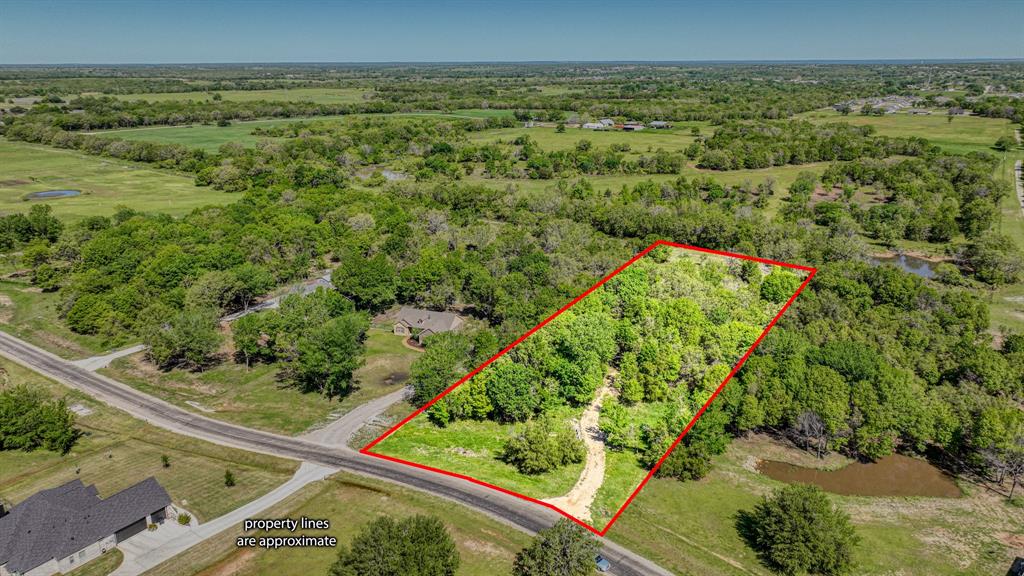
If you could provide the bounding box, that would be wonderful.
[360,240,816,536]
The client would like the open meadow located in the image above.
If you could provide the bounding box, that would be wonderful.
[103,87,372,104]
[0,139,229,220]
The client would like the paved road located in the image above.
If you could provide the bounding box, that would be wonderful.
[300,385,410,446]
[0,330,671,576]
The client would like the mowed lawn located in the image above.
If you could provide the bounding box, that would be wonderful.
[609,435,1024,576]
[0,139,230,220]
[371,403,587,499]
[0,359,297,522]
[100,328,419,436]
[143,474,532,576]
[105,87,372,104]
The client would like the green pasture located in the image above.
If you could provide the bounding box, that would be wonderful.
[0,139,228,220]
[609,434,1023,576]
[104,87,371,104]
[799,109,1016,155]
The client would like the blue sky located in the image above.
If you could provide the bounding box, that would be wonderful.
[1,0,1021,64]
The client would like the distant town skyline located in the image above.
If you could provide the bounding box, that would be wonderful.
[1,0,1022,65]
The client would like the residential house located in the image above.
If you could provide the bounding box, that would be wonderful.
[393,307,464,343]
[598,118,615,127]
[649,120,671,129]
[0,478,172,576]
[621,122,645,131]
[581,122,605,130]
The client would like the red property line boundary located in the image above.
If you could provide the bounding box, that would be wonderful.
[361,240,817,536]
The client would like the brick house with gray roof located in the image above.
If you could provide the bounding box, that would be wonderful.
[0,477,171,576]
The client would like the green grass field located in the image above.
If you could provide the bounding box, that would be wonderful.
[799,109,1017,155]
[0,359,297,522]
[100,328,419,436]
[0,280,126,358]
[609,434,1023,576]
[103,87,371,104]
[89,116,348,152]
[142,473,532,576]
[0,139,230,220]
[373,403,587,499]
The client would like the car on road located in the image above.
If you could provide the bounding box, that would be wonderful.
[595,554,612,572]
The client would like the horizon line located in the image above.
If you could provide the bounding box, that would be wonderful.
[3,58,1024,68]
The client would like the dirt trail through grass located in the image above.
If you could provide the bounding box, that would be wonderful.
[543,367,618,522]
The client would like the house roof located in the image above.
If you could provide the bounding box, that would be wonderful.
[395,307,462,334]
[0,477,170,574]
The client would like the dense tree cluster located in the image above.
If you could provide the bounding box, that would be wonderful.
[695,121,930,170]
[329,515,459,576]
[736,484,859,576]
[0,385,79,454]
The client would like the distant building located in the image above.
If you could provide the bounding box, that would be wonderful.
[0,478,172,576]
[907,109,932,115]
[581,122,606,130]
[648,121,671,129]
[394,307,464,343]
[621,122,645,131]
[599,118,615,127]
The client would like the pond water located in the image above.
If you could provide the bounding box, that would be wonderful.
[27,189,81,199]
[757,454,961,498]
[869,254,937,279]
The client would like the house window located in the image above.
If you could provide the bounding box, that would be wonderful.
[79,550,87,559]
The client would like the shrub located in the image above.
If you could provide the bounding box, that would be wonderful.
[177,513,191,525]
[501,416,585,475]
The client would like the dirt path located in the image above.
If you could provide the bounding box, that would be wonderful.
[543,367,619,522]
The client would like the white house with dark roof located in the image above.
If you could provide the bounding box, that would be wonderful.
[393,307,463,343]
[0,478,171,576]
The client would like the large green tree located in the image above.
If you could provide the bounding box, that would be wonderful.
[737,484,859,576]
[329,515,459,576]
[512,519,600,576]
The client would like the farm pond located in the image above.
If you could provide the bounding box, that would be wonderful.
[758,454,962,498]
[26,189,81,199]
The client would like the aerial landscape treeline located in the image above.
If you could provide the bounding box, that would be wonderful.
[0,61,1022,575]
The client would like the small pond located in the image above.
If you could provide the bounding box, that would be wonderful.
[757,454,961,498]
[26,189,81,200]
[869,254,937,279]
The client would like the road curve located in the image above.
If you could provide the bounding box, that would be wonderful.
[0,331,672,576]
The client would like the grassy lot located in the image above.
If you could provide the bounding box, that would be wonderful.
[89,116,347,152]
[0,139,229,220]
[100,328,418,436]
[798,109,1016,155]
[0,280,121,358]
[0,359,297,522]
[105,87,371,104]
[65,549,123,576]
[143,473,532,576]
[372,403,587,499]
[609,434,1024,576]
